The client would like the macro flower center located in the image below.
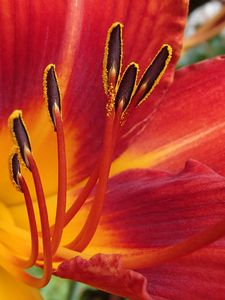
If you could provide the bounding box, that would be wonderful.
[1,22,172,288]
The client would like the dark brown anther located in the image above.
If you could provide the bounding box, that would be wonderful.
[103,23,123,93]
[134,44,172,105]
[11,152,21,190]
[9,110,32,169]
[115,63,138,111]
[44,64,61,130]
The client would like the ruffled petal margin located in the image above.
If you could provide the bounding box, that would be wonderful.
[55,254,151,300]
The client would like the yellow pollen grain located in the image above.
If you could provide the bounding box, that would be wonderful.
[106,85,116,117]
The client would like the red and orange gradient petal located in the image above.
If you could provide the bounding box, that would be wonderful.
[0,0,188,207]
[56,160,225,299]
[0,0,192,297]
[112,56,225,177]
[64,0,188,185]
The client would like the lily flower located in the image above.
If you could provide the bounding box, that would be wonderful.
[2,1,225,300]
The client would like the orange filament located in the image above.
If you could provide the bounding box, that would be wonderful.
[59,100,124,231]
[59,98,123,229]
[66,102,124,251]
[25,149,52,288]
[60,101,123,230]
[62,166,99,227]
[16,174,39,268]
[51,105,67,254]
[122,217,225,270]
[66,113,115,251]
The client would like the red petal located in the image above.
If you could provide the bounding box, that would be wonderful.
[0,1,81,203]
[55,253,151,300]
[0,0,188,189]
[64,0,188,184]
[0,1,71,117]
[141,247,225,299]
[91,160,225,250]
[57,160,225,299]
[112,56,225,176]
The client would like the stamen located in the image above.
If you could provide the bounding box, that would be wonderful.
[66,116,114,250]
[43,64,61,130]
[103,22,123,93]
[8,110,32,169]
[58,100,124,230]
[115,63,139,112]
[43,64,67,254]
[17,175,39,268]
[6,23,175,288]
[25,149,52,287]
[8,151,38,268]
[66,113,115,251]
[132,44,172,106]
[122,218,225,270]
[51,105,67,254]
[9,149,22,191]
[60,97,124,229]
[8,113,53,287]
[67,102,123,251]
[62,166,99,228]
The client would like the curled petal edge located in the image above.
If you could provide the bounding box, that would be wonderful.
[54,253,152,300]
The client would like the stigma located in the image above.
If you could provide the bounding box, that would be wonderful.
[6,22,172,288]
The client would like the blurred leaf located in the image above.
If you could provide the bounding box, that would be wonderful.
[178,35,225,68]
